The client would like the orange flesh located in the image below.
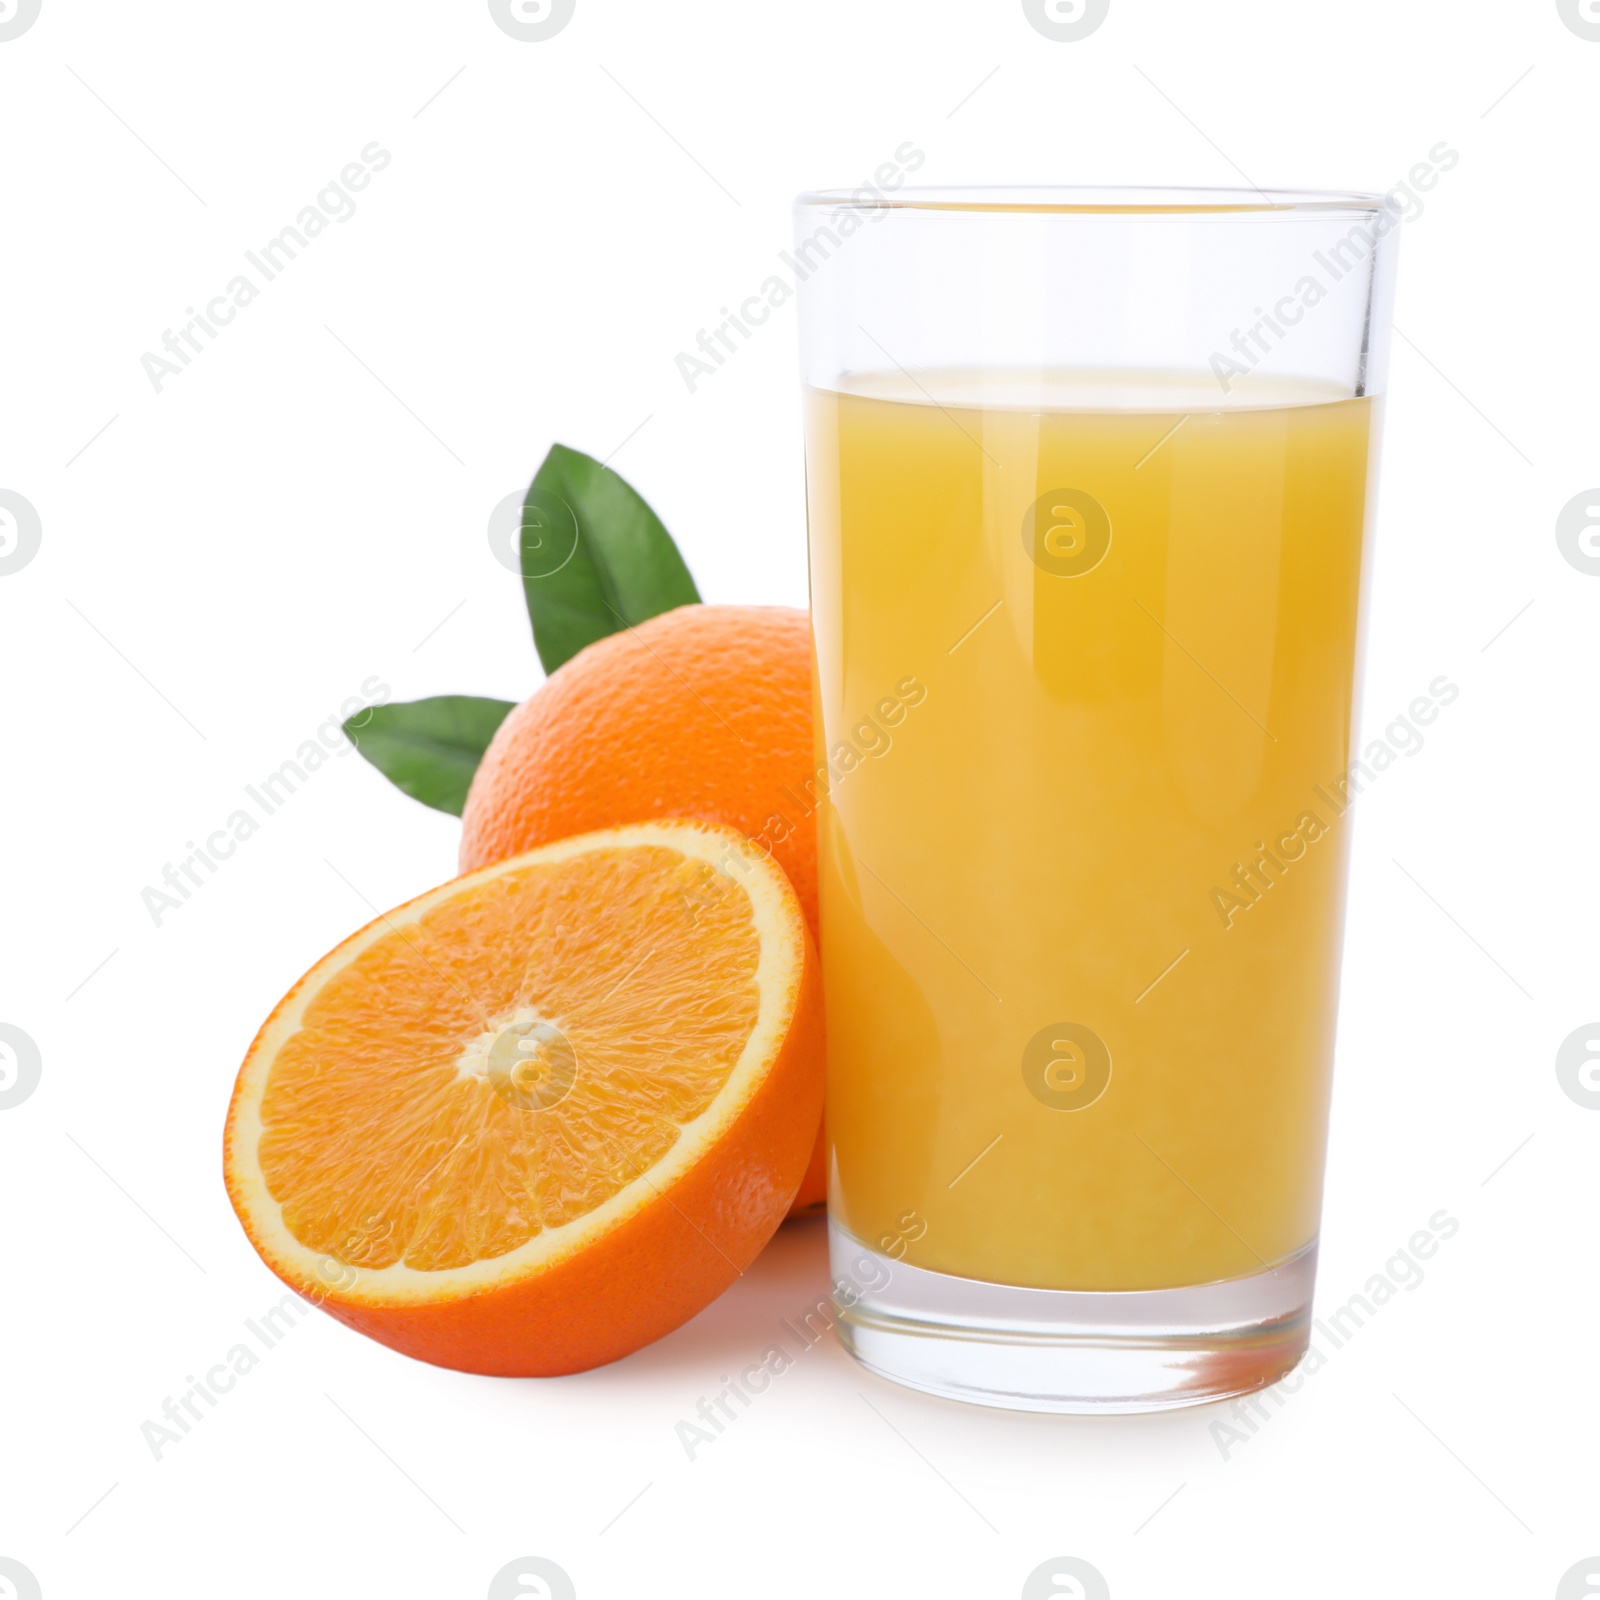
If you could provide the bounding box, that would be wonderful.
[255,847,761,1274]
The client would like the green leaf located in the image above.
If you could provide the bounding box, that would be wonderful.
[342,696,516,817]
[520,442,700,674]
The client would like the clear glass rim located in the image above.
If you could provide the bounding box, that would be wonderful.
[794,183,1401,218]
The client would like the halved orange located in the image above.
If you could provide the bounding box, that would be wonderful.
[224,820,823,1376]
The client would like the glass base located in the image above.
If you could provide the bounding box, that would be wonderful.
[830,1222,1315,1414]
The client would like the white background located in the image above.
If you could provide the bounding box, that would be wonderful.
[2,1,1596,1596]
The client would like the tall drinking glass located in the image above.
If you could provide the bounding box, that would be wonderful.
[795,187,1400,1411]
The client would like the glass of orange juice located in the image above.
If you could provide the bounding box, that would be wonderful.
[795,186,1400,1411]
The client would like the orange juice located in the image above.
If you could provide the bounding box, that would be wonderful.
[805,372,1376,1292]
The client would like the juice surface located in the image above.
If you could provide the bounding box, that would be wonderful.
[804,372,1376,1291]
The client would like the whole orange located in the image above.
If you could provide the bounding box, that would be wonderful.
[460,604,826,1212]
